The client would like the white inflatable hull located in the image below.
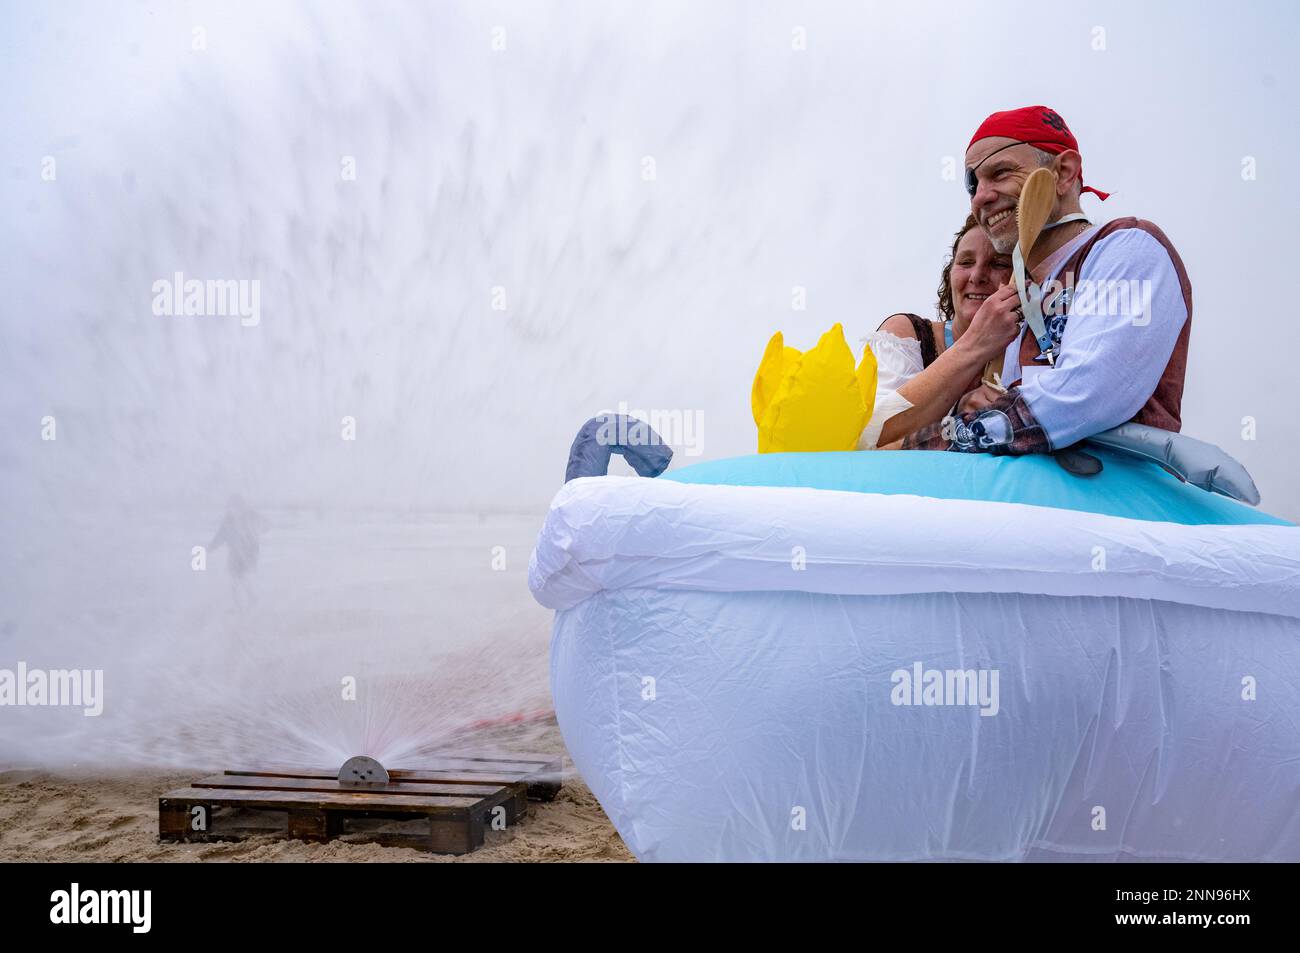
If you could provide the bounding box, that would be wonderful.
[552,587,1300,861]
[533,470,1300,861]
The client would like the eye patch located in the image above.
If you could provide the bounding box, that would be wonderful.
[964,140,1059,196]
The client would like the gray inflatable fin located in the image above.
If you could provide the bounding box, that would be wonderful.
[1084,422,1260,505]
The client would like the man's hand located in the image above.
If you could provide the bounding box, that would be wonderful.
[958,284,1021,363]
[956,381,1007,416]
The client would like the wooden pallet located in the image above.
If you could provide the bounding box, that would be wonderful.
[158,753,563,855]
[415,750,565,802]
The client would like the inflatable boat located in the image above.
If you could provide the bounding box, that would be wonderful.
[529,447,1300,861]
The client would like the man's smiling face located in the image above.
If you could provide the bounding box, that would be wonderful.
[964,137,1050,254]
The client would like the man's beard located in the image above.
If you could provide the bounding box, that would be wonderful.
[987,227,1015,255]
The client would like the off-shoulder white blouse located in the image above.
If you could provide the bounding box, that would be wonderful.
[856,329,926,450]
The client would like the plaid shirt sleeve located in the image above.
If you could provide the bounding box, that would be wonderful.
[900,387,1052,455]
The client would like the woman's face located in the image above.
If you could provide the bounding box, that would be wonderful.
[950,227,1012,332]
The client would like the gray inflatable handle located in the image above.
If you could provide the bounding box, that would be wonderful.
[1084,422,1261,505]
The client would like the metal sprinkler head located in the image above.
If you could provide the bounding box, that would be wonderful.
[338,755,390,787]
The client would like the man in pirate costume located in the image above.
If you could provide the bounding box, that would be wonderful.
[903,105,1192,455]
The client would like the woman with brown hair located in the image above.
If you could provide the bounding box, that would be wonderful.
[856,214,1022,449]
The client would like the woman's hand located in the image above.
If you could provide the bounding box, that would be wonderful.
[957,284,1021,362]
[875,285,1022,448]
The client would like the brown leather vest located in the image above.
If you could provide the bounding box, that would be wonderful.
[1016,217,1192,432]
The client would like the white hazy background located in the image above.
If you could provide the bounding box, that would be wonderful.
[1,0,1297,770]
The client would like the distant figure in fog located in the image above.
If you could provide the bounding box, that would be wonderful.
[209,495,270,608]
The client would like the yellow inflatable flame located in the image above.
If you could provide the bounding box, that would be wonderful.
[751,323,877,453]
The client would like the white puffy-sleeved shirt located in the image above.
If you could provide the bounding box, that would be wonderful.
[1002,224,1190,449]
[855,329,923,450]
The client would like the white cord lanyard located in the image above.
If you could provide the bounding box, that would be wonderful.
[1015,212,1090,363]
